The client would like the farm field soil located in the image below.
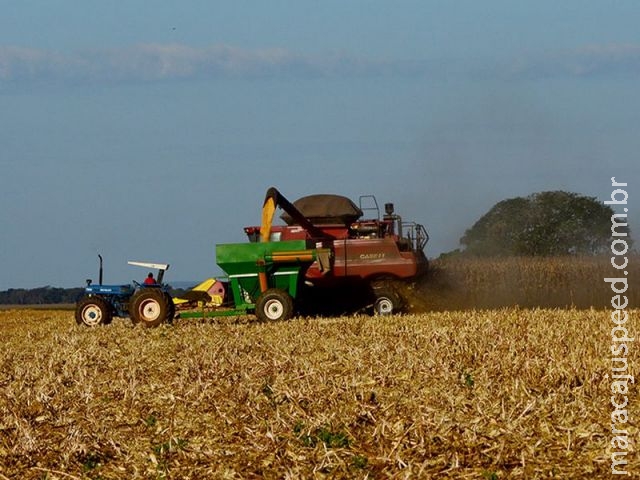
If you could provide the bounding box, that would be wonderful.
[0,308,636,479]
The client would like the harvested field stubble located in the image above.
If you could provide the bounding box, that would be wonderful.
[0,308,637,478]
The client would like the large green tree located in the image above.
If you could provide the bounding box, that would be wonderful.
[460,191,631,256]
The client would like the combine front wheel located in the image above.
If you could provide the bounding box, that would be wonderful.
[129,289,170,328]
[256,288,294,322]
[75,296,112,327]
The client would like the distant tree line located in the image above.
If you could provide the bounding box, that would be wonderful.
[0,286,189,305]
[0,287,86,305]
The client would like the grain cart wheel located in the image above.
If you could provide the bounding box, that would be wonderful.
[75,296,112,327]
[129,289,169,328]
[256,288,294,322]
[165,292,176,323]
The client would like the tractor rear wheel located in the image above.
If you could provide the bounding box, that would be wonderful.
[255,288,294,322]
[129,289,170,328]
[75,296,112,327]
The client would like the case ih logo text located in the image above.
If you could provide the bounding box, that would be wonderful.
[360,253,386,260]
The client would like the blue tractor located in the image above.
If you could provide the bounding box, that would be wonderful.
[75,255,174,327]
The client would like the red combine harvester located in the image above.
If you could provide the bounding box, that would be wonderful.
[244,187,429,315]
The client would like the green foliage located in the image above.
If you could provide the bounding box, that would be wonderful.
[463,371,475,388]
[460,191,630,256]
[145,413,158,428]
[294,422,351,449]
[316,427,350,448]
[153,438,188,456]
[152,438,189,477]
[351,455,368,469]
[81,452,102,471]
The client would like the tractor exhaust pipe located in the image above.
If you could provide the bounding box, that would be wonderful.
[98,254,103,285]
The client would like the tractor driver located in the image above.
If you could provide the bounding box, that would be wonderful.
[144,272,156,285]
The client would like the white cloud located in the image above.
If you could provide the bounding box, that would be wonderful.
[0,46,68,80]
[0,43,414,85]
[509,43,640,79]
[2,42,638,87]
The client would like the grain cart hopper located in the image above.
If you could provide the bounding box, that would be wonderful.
[75,256,174,327]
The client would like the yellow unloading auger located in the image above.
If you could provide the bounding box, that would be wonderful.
[257,187,332,292]
[260,187,330,242]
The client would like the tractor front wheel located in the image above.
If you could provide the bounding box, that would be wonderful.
[255,288,294,322]
[129,289,171,328]
[75,296,112,327]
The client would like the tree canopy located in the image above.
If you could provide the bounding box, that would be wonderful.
[460,191,631,256]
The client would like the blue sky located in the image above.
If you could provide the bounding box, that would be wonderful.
[1,1,639,290]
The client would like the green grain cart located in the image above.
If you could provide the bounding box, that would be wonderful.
[177,239,330,322]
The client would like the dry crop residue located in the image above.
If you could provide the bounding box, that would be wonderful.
[0,308,636,478]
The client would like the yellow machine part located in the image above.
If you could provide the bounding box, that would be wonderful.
[172,278,224,306]
[260,196,277,242]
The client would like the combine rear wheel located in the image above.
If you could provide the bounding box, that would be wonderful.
[129,289,171,328]
[75,296,112,327]
[371,281,404,316]
[256,288,294,322]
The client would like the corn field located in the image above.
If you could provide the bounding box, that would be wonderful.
[412,255,639,311]
[1,304,637,478]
